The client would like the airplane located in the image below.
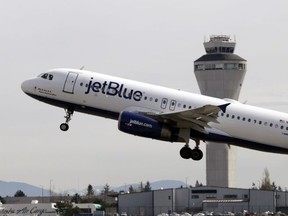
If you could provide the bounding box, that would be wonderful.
[21,68,288,161]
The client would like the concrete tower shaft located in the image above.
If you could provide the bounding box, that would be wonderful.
[193,35,247,187]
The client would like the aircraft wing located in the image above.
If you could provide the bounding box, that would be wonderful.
[142,103,230,134]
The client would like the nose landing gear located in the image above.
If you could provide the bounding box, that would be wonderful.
[60,109,74,131]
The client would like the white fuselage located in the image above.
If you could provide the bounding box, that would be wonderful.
[21,68,288,154]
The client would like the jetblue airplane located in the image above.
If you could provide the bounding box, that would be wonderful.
[21,68,288,161]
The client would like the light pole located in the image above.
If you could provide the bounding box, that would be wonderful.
[40,185,43,203]
[50,179,53,203]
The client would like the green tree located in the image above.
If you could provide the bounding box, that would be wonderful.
[71,193,82,203]
[260,168,273,190]
[86,184,94,196]
[0,196,6,204]
[14,190,26,197]
[143,181,152,192]
[128,185,135,193]
[102,183,110,195]
[195,180,203,187]
[55,201,81,216]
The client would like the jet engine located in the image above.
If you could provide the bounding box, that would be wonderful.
[118,111,187,143]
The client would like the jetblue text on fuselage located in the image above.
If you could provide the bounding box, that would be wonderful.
[85,79,143,101]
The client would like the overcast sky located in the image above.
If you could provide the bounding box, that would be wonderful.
[1,0,288,195]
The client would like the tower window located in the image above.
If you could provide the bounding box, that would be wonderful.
[215,64,224,70]
[195,64,204,71]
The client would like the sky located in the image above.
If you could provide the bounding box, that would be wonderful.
[1,0,288,195]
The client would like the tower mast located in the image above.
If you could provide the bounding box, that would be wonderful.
[194,35,247,187]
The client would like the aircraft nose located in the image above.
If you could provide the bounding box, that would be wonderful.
[21,79,35,94]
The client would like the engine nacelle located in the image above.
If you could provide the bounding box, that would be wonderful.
[118,111,187,143]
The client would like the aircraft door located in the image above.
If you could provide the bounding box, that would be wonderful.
[63,72,79,94]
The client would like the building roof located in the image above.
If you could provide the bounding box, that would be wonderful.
[194,53,246,62]
[202,199,246,203]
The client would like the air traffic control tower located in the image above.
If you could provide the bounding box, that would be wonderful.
[194,35,247,187]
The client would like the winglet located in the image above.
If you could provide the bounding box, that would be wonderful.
[218,103,230,113]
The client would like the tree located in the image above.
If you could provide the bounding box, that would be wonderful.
[143,181,152,192]
[55,201,81,216]
[71,193,82,203]
[86,184,94,196]
[277,186,283,191]
[251,182,258,189]
[139,181,144,192]
[102,183,111,195]
[14,190,26,197]
[260,168,273,190]
[128,185,135,193]
[195,180,203,187]
[0,196,6,204]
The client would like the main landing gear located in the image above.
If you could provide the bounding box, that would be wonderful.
[60,109,74,131]
[179,139,203,161]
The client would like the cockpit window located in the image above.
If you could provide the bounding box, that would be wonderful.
[41,73,48,79]
[40,73,53,80]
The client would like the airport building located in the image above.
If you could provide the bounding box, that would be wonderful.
[1,187,288,216]
[118,187,288,216]
[0,201,103,216]
[194,35,247,187]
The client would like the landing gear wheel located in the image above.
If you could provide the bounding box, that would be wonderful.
[180,146,192,159]
[60,108,74,131]
[191,148,203,161]
[60,123,69,131]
